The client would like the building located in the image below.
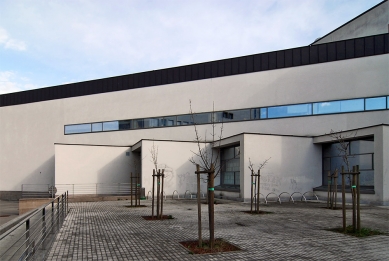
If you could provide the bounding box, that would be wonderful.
[0,1,388,205]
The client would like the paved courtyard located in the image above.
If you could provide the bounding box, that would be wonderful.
[46,199,389,260]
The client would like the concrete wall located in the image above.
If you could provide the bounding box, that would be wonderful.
[0,54,388,192]
[314,1,388,44]
[140,140,209,197]
[242,134,322,202]
[55,144,132,188]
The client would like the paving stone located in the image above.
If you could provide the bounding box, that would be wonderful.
[46,200,389,260]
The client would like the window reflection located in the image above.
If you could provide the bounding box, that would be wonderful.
[92,123,102,132]
[65,124,91,134]
[215,109,250,122]
[365,97,386,110]
[103,121,119,131]
[268,104,311,118]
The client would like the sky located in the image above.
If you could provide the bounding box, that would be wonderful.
[0,0,382,95]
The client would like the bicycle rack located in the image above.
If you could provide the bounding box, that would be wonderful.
[172,190,179,199]
[146,191,152,200]
[253,193,266,204]
[278,192,292,203]
[302,191,319,201]
[266,192,281,204]
[184,190,192,199]
[290,192,305,203]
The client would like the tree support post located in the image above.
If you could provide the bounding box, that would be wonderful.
[208,164,215,249]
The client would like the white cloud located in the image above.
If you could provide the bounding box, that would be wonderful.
[0,27,26,51]
[0,71,38,94]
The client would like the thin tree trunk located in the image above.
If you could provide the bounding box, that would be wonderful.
[196,164,202,247]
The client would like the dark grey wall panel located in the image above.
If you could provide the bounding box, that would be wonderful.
[225,59,232,75]
[246,55,253,73]
[276,51,284,68]
[292,48,301,66]
[211,61,218,78]
[336,41,346,60]
[318,44,327,63]
[345,39,355,59]
[231,58,239,75]
[1,34,387,107]
[355,38,365,57]
[239,57,246,73]
[269,52,277,69]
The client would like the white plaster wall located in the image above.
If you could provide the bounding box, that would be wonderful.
[55,144,131,187]
[242,134,322,202]
[140,140,209,197]
[0,54,388,191]
[314,1,388,44]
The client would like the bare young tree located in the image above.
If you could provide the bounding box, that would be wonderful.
[248,157,271,213]
[189,100,223,249]
[149,142,165,219]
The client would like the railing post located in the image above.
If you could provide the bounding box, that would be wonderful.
[51,201,54,234]
[26,219,30,255]
[42,208,46,242]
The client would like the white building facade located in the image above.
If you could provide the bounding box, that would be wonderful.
[1,1,388,204]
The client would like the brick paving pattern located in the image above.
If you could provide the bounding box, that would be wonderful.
[46,200,389,260]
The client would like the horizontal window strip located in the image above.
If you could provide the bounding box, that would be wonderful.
[64,95,388,134]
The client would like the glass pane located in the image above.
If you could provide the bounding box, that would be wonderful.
[225,158,240,172]
[387,96,389,109]
[340,99,364,112]
[365,97,386,110]
[223,172,234,185]
[235,172,240,185]
[360,170,374,186]
[251,108,260,119]
[176,115,193,125]
[323,158,331,171]
[65,124,91,134]
[162,116,176,126]
[260,108,267,119]
[144,118,160,128]
[350,140,374,154]
[235,146,240,158]
[192,113,211,124]
[103,121,119,131]
[313,101,340,114]
[221,147,234,160]
[349,154,373,170]
[215,109,250,122]
[132,119,144,129]
[268,104,311,118]
[91,123,102,132]
[119,120,132,130]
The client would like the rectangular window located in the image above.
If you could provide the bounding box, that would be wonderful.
[365,97,386,110]
[162,116,176,126]
[132,119,144,129]
[144,118,160,128]
[65,124,91,134]
[215,109,250,122]
[92,123,102,132]
[314,99,364,114]
[103,121,119,131]
[221,145,240,188]
[268,104,311,118]
[192,112,211,124]
[251,108,260,119]
[176,115,193,125]
[119,120,132,130]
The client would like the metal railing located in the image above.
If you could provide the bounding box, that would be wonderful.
[21,183,138,198]
[0,192,69,261]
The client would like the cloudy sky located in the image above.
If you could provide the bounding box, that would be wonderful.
[0,0,381,94]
